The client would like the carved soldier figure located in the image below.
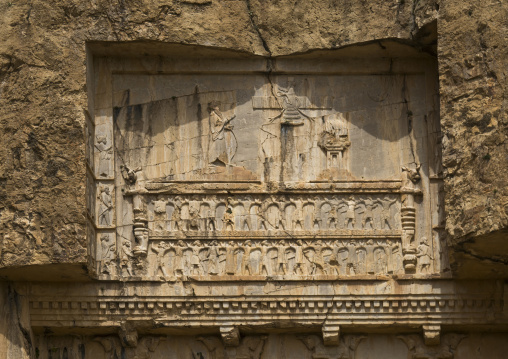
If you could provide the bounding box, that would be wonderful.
[242,240,255,275]
[151,241,170,277]
[391,243,403,274]
[417,237,433,274]
[277,240,287,274]
[208,241,219,275]
[99,234,115,275]
[218,246,227,275]
[234,245,246,275]
[266,196,285,230]
[374,196,398,229]
[284,246,297,275]
[337,247,349,276]
[226,240,237,275]
[260,242,271,275]
[120,239,134,276]
[254,198,268,230]
[374,246,388,274]
[98,186,113,226]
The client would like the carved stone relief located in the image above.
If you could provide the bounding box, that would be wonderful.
[399,334,466,359]
[88,54,444,284]
[298,334,364,359]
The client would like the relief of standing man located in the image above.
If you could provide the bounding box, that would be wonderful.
[208,101,237,166]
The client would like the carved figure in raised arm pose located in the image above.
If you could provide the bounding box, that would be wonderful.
[374,196,398,229]
[356,197,375,229]
[171,201,183,231]
[339,196,356,229]
[327,203,338,229]
[151,242,170,277]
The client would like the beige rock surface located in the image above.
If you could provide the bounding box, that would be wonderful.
[1,0,505,275]
[0,0,444,269]
[438,1,508,276]
[0,0,507,358]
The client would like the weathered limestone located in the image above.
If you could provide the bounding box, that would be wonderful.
[0,0,507,358]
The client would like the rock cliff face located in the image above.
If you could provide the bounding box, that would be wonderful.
[0,1,507,358]
[438,1,508,277]
[1,0,505,276]
[0,0,435,269]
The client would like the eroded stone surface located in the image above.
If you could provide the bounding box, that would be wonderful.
[0,0,507,358]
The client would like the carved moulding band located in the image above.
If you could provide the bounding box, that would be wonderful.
[29,294,502,329]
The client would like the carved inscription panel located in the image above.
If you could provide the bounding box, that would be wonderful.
[88,50,443,281]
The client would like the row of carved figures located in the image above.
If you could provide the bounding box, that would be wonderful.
[98,237,437,278]
[148,195,400,232]
[38,332,466,359]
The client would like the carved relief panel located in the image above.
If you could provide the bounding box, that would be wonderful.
[88,49,441,282]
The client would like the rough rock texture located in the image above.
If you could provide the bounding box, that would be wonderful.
[0,0,442,270]
[0,3,505,272]
[438,1,508,276]
[0,282,33,359]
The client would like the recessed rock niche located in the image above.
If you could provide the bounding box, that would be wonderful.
[86,43,444,282]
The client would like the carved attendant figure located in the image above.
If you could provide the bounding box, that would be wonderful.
[99,234,115,275]
[98,187,113,226]
[95,135,112,178]
[208,101,236,166]
[120,239,134,276]
[417,237,433,274]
